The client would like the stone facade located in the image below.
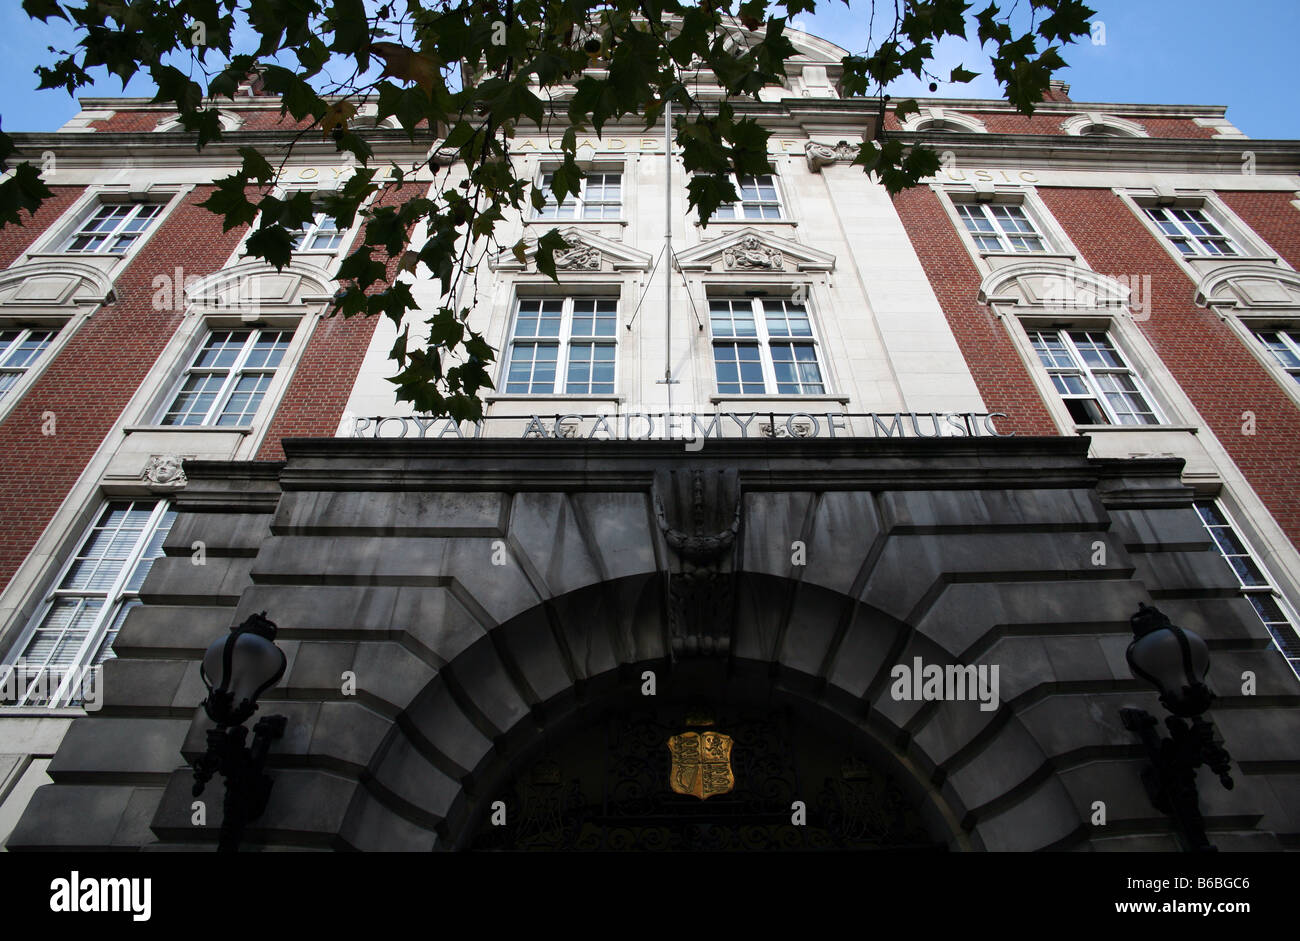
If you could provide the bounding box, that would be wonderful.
[8,437,1298,850]
[1,22,1298,851]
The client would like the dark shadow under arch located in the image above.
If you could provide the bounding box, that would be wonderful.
[351,569,1087,851]
[456,658,958,851]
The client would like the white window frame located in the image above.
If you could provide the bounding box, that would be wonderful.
[289,211,344,252]
[712,173,785,221]
[155,326,295,426]
[1195,499,1300,680]
[532,169,624,221]
[61,201,164,255]
[1143,205,1239,258]
[237,184,356,264]
[954,201,1048,253]
[0,326,58,400]
[1253,326,1300,384]
[708,294,827,396]
[1028,327,1164,426]
[502,295,619,395]
[0,500,174,708]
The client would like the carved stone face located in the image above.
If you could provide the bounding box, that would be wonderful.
[144,454,185,485]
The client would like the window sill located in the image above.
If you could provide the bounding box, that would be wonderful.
[697,219,796,228]
[0,705,87,717]
[1074,423,1197,434]
[123,424,254,435]
[523,219,628,227]
[1175,252,1279,265]
[486,394,625,403]
[23,251,124,264]
[709,393,849,404]
[979,250,1075,261]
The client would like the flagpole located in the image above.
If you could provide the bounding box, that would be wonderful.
[664,97,673,415]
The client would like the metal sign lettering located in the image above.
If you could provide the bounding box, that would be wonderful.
[349,411,1013,440]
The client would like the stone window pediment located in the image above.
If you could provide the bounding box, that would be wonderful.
[675,228,834,274]
[490,228,652,274]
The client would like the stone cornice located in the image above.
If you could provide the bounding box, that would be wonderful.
[241,435,1156,494]
[75,93,1232,120]
[902,132,1300,175]
[13,131,1296,180]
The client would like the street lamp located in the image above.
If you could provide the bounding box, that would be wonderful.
[191,612,287,852]
[1120,602,1234,853]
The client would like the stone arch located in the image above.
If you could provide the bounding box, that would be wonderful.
[343,564,1089,852]
[901,109,988,134]
[0,260,116,309]
[1059,113,1148,138]
[979,259,1137,310]
[154,111,244,133]
[1194,263,1300,309]
[181,259,335,317]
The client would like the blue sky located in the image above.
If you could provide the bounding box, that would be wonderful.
[1,0,1297,138]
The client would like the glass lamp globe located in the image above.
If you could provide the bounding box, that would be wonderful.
[200,613,286,727]
[1126,603,1213,717]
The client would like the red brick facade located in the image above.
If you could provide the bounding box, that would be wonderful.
[0,186,85,267]
[891,185,1060,437]
[0,187,247,592]
[1040,187,1300,549]
[89,109,317,133]
[881,110,1216,138]
[1219,191,1300,269]
[255,184,415,460]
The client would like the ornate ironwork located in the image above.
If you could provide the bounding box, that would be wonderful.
[191,713,286,852]
[1121,707,1234,852]
[470,709,938,851]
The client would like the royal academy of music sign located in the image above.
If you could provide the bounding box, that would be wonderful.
[348,411,1013,440]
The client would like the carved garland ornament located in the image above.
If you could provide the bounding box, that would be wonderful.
[722,236,783,270]
[553,237,602,270]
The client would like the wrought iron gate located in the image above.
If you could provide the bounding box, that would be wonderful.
[470,706,940,851]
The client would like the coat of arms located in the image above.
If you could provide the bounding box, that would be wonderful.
[667,730,735,799]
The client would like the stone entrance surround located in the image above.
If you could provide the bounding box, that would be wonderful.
[9,437,1299,851]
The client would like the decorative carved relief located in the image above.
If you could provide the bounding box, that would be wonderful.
[554,237,602,270]
[760,419,813,438]
[722,236,783,270]
[653,469,741,657]
[524,419,580,438]
[143,454,187,486]
[805,139,858,173]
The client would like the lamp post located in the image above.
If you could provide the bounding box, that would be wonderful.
[191,612,287,852]
[1120,602,1234,853]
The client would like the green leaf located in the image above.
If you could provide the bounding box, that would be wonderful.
[686,174,738,227]
[21,0,67,22]
[197,176,259,232]
[0,162,55,227]
[244,224,294,270]
[534,228,568,282]
[894,98,921,123]
[238,146,276,184]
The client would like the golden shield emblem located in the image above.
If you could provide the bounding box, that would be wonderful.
[667,730,735,799]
